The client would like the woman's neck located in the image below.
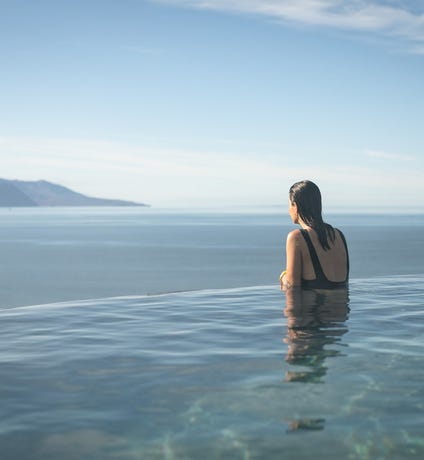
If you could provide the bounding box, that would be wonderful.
[298,219,311,230]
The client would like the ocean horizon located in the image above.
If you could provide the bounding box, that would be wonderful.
[1,207,424,308]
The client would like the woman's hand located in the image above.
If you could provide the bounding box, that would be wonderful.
[279,270,287,290]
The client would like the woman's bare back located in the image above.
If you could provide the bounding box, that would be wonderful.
[299,228,348,283]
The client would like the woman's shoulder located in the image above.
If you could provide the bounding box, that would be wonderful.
[333,227,347,240]
[287,228,302,238]
[286,228,305,246]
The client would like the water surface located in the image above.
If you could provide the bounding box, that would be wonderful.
[1,208,424,308]
[1,276,423,459]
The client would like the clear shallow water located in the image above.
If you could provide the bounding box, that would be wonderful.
[1,276,423,459]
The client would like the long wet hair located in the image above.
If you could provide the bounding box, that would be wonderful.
[289,180,335,251]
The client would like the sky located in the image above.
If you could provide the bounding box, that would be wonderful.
[1,0,423,211]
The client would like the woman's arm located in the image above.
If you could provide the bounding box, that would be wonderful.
[280,230,302,289]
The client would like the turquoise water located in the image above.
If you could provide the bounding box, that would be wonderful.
[1,276,423,459]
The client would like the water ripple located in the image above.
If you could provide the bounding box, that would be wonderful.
[1,276,424,459]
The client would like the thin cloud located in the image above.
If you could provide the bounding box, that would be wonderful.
[365,149,415,161]
[1,137,423,208]
[156,0,424,52]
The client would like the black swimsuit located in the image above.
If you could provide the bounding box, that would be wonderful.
[300,229,349,289]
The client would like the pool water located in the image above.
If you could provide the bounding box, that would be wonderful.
[1,276,423,459]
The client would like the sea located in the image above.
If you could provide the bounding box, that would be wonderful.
[0,207,423,459]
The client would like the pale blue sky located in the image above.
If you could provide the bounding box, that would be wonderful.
[1,0,423,210]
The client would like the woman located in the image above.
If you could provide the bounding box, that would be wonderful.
[280,180,349,290]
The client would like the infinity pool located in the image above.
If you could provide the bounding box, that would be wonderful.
[1,276,423,459]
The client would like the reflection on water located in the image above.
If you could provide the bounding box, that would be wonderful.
[2,279,424,459]
[284,288,350,383]
[283,288,350,432]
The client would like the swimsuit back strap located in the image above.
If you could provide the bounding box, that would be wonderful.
[300,229,325,279]
[337,229,350,277]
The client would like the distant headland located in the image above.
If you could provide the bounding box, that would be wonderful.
[0,178,149,207]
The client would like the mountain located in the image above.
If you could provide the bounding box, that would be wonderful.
[0,180,38,207]
[0,179,149,207]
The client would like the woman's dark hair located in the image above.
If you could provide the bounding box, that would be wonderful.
[289,180,335,251]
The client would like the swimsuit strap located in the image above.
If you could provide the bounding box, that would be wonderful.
[300,229,326,280]
[337,229,350,278]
